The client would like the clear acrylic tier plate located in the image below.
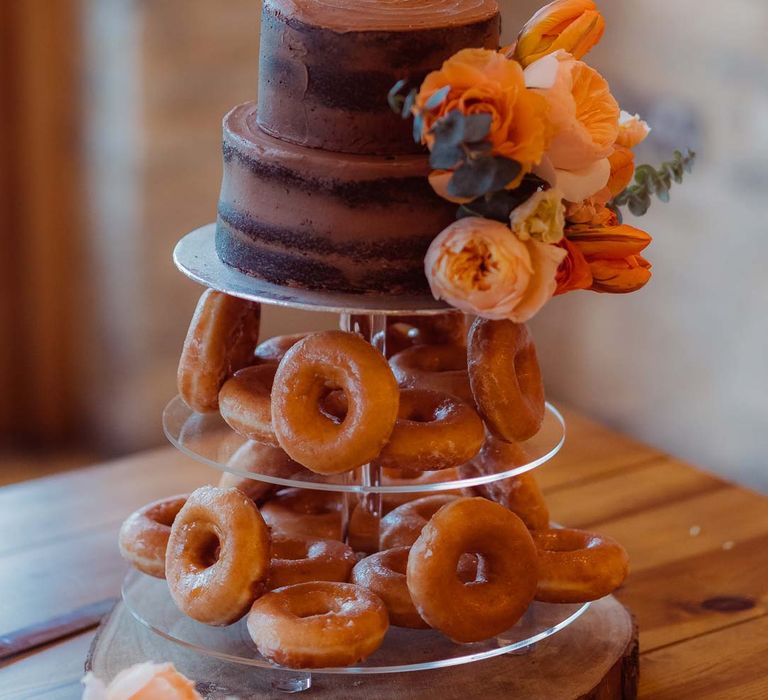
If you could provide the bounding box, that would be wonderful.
[163,396,565,494]
[122,570,590,676]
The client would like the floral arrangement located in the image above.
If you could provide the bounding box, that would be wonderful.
[389,0,695,322]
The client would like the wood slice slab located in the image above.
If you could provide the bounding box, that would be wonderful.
[86,596,637,699]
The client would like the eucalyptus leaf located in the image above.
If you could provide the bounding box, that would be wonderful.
[463,113,493,143]
[402,89,417,119]
[447,159,497,199]
[412,113,424,144]
[387,79,407,114]
[430,141,464,170]
[490,157,522,191]
[609,148,696,217]
[424,85,451,111]
[431,111,465,147]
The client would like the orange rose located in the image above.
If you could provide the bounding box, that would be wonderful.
[527,51,619,201]
[589,255,652,293]
[515,0,605,68]
[555,238,593,295]
[425,217,566,322]
[416,49,551,176]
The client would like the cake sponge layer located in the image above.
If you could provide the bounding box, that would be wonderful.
[216,103,457,294]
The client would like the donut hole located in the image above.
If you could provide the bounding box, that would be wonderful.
[318,387,348,424]
[187,526,222,571]
[291,595,335,619]
[457,553,489,584]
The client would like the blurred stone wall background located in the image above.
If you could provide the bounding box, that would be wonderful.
[81,1,767,490]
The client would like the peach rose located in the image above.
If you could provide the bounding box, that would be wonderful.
[514,0,605,68]
[526,51,620,201]
[616,110,651,148]
[82,663,201,700]
[425,217,566,322]
[555,238,593,295]
[416,49,552,176]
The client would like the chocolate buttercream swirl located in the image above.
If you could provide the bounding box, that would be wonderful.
[270,0,499,32]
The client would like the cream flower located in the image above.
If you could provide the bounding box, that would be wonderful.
[616,110,651,148]
[425,217,566,322]
[510,189,565,244]
[82,663,202,700]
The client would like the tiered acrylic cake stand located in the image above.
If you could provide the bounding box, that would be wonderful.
[114,224,635,698]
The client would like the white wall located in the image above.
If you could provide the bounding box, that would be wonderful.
[508,0,768,491]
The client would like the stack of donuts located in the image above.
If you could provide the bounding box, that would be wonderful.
[118,289,630,669]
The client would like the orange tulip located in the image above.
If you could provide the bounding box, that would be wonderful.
[555,238,593,295]
[514,0,605,68]
[588,255,652,294]
[566,223,651,259]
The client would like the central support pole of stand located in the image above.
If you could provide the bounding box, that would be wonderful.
[339,313,387,549]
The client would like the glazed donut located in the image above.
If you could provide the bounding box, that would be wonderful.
[260,488,343,541]
[348,503,380,554]
[272,331,399,474]
[380,468,463,513]
[392,313,468,346]
[468,319,545,442]
[219,364,278,446]
[165,486,271,626]
[407,497,538,643]
[254,333,308,364]
[177,289,261,413]
[533,528,629,603]
[379,494,459,550]
[118,495,188,578]
[377,389,484,471]
[460,436,549,530]
[268,534,356,590]
[389,344,472,402]
[247,582,389,668]
[218,441,308,503]
[352,547,428,628]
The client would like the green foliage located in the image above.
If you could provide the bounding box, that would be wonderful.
[612,149,696,217]
[389,79,524,200]
[430,110,522,199]
[456,176,546,223]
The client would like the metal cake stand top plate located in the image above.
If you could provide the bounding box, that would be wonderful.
[174,225,452,316]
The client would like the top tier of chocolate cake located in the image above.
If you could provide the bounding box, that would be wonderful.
[257,0,501,155]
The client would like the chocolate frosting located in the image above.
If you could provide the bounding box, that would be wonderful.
[270,0,500,32]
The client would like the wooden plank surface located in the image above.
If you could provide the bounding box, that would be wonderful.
[1,404,767,699]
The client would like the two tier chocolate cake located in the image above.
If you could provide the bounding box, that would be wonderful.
[215,0,501,294]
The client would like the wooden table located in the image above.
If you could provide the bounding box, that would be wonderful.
[2,405,767,699]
